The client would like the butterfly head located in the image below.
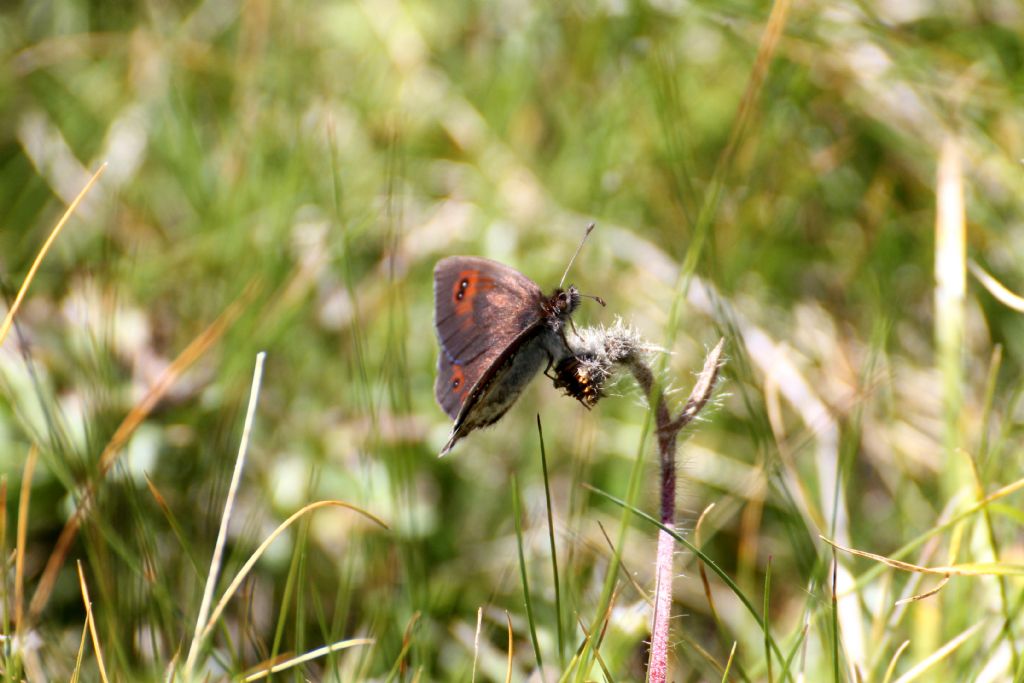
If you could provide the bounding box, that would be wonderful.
[542,286,581,325]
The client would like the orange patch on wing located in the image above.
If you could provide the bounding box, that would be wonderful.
[451,269,478,316]
[450,364,468,395]
[451,269,494,318]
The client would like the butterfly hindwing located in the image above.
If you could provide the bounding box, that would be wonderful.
[433,256,545,418]
[435,352,470,420]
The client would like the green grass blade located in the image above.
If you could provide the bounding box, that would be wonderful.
[764,556,773,683]
[512,474,544,676]
[536,415,564,667]
[585,484,793,682]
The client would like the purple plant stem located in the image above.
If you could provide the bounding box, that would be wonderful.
[649,528,675,682]
[628,339,725,683]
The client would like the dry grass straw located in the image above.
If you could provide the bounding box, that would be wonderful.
[195,499,385,652]
[29,281,259,626]
[0,164,106,349]
[181,351,387,676]
[934,134,966,466]
[891,621,984,683]
[968,260,1024,313]
[243,637,375,681]
[0,163,104,659]
[471,606,482,683]
[504,611,514,683]
[75,559,109,683]
[183,352,266,671]
[14,445,36,635]
[183,351,267,674]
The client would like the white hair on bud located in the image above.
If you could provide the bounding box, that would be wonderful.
[558,319,660,404]
[568,318,655,361]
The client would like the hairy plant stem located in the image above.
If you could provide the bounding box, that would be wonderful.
[628,339,726,683]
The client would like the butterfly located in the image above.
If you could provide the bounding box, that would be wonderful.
[433,233,602,455]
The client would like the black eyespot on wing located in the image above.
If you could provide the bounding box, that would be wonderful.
[435,353,468,419]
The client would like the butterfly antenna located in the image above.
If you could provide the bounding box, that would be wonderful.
[559,222,596,289]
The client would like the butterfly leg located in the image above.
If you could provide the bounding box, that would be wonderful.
[545,329,572,381]
[543,351,559,381]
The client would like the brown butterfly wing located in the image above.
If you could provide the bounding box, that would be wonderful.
[433,256,545,419]
[436,352,470,420]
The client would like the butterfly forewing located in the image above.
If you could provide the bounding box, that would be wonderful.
[433,256,545,417]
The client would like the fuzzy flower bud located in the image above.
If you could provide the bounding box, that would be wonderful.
[552,319,656,407]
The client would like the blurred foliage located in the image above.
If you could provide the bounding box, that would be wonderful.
[1,0,1024,680]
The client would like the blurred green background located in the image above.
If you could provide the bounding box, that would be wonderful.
[2,0,1023,680]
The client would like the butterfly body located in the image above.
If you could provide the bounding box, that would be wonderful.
[433,256,580,454]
